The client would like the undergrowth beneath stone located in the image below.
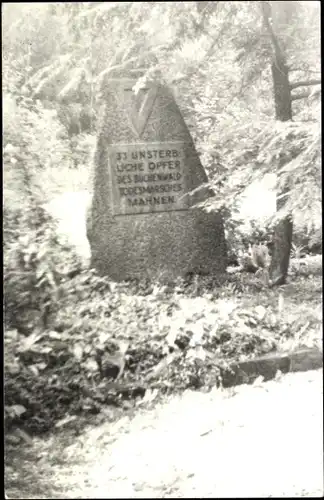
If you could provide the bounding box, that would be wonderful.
[5,258,322,438]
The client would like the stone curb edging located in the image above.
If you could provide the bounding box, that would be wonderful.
[220,347,323,388]
[94,348,323,396]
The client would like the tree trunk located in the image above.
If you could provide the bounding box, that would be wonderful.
[268,57,293,285]
[269,193,293,286]
[271,59,292,122]
[261,1,293,286]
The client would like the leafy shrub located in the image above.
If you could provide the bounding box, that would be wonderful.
[5,264,321,435]
[3,204,21,248]
[220,206,245,266]
[293,225,322,255]
[3,93,70,173]
[69,133,96,169]
[3,88,87,333]
[4,201,85,334]
[223,209,275,267]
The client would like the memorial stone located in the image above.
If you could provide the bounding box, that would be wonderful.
[87,70,227,281]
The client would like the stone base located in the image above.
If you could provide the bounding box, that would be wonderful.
[88,205,227,281]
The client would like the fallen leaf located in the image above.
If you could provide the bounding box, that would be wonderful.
[8,405,27,417]
[48,331,62,340]
[254,305,267,321]
[14,428,33,445]
[83,358,99,373]
[278,293,284,314]
[73,343,83,362]
[19,331,44,352]
[55,415,77,428]
[141,388,158,404]
[36,362,47,371]
[4,329,19,340]
[252,375,265,386]
[189,323,204,346]
[29,365,39,376]
[6,362,20,375]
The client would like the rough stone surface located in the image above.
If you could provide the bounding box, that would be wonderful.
[290,347,323,372]
[221,353,291,388]
[221,347,323,388]
[87,70,227,281]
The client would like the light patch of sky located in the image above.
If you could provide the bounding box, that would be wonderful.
[239,174,276,219]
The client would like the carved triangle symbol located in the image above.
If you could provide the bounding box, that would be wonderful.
[121,86,158,138]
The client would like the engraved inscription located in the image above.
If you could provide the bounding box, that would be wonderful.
[109,142,189,215]
[116,86,158,138]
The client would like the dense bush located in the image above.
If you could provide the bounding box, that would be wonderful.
[5,251,322,436]
[69,133,96,169]
[223,208,275,267]
[293,225,322,255]
[3,88,88,333]
[2,274,264,433]
[4,201,85,333]
[3,94,70,172]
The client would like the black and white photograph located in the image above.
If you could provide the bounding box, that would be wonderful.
[3,1,322,498]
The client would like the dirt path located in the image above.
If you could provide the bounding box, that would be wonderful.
[6,369,323,499]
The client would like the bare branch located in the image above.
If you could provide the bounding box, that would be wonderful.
[96,48,159,82]
[289,67,321,74]
[291,92,311,101]
[290,79,321,90]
